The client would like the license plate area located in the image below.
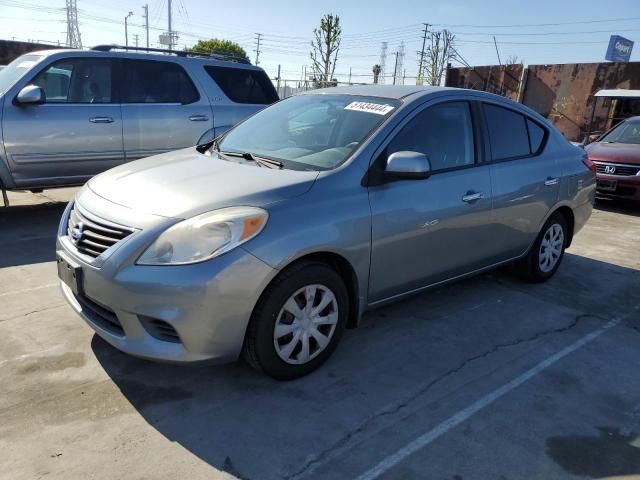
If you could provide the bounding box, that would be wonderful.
[597,179,617,192]
[57,250,83,296]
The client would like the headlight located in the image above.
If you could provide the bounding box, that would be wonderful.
[137,206,268,265]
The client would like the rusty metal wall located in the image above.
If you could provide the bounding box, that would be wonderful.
[446,61,640,141]
[0,40,58,65]
[445,64,524,101]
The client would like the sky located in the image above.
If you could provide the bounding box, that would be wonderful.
[1,0,640,84]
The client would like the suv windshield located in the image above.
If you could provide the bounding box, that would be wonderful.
[599,120,640,145]
[0,54,45,95]
[217,94,400,170]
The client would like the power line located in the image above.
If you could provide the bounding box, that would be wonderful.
[433,16,640,28]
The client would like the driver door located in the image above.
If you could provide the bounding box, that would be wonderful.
[2,57,123,186]
[368,101,496,303]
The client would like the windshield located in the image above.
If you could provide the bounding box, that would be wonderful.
[0,54,45,95]
[599,120,640,145]
[217,94,400,170]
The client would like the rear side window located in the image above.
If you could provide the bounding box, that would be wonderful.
[204,66,278,104]
[483,104,530,160]
[122,60,199,104]
[32,58,113,103]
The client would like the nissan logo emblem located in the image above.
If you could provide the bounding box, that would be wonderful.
[604,165,616,174]
[71,222,85,244]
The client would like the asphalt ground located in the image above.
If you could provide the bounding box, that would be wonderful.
[1,188,639,480]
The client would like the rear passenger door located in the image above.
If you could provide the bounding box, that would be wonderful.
[482,102,561,259]
[120,59,212,161]
[203,65,278,136]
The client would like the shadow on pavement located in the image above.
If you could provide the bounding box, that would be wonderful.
[91,252,640,480]
[594,197,640,218]
[0,202,67,268]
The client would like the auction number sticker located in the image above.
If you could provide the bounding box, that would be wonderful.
[344,101,395,115]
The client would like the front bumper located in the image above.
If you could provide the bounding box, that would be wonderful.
[57,191,278,364]
[595,173,640,202]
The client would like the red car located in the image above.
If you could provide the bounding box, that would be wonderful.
[586,116,640,203]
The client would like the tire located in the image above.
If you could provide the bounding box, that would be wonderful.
[243,261,349,380]
[516,212,568,283]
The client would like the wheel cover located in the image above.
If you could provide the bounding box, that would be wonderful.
[273,284,339,365]
[538,223,564,273]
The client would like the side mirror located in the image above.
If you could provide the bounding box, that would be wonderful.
[385,151,431,180]
[15,85,45,105]
[585,134,599,145]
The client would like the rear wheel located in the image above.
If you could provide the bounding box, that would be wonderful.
[243,261,348,380]
[516,212,568,283]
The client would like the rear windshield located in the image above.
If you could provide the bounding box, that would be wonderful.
[204,65,278,104]
[0,54,45,95]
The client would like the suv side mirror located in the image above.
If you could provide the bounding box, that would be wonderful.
[385,151,431,180]
[16,85,45,105]
[587,134,600,144]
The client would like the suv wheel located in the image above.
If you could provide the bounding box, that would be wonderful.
[517,212,568,283]
[243,261,348,380]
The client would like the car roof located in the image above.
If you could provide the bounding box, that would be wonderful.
[303,84,456,100]
[24,48,262,70]
[623,116,640,124]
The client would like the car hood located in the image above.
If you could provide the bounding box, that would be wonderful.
[585,142,640,165]
[88,147,319,219]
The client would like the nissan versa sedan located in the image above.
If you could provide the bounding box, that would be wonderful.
[56,85,596,380]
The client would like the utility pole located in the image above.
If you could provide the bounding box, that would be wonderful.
[276,65,281,92]
[133,34,139,47]
[348,67,352,85]
[254,33,263,65]
[124,11,133,49]
[493,35,502,66]
[142,4,149,49]
[417,23,429,84]
[167,0,173,50]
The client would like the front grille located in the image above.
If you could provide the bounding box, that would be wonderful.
[595,163,640,176]
[75,293,124,336]
[67,205,134,258]
[140,317,182,343]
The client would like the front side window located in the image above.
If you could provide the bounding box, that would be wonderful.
[32,58,112,103]
[205,66,278,104]
[599,121,640,144]
[122,60,199,104]
[387,102,475,171]
[217,94,399,170]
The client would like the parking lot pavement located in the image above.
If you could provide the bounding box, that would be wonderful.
[1,192,639,480]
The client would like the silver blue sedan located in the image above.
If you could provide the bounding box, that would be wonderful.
[56,85,596,379]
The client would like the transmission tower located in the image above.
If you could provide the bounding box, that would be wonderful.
[65,0,82,48]
[379,42,388,84]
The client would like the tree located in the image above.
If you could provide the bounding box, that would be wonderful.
[188,38,250,62]
[505,55,523,65]
[372,64,382,84]
[422,29,456,86]
[310,13,341,87]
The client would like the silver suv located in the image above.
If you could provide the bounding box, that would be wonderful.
[0,45,278,197]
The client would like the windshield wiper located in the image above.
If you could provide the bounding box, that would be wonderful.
[220,151,283,169]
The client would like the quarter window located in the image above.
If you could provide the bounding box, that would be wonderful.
[204,66,278,104]
[122,60,199,104]
[387,102,475,171]
[32,58,112,103]
[527,119,546,153]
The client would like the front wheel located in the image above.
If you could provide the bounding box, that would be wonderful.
[243,262,349,380]
[516,212,568,283]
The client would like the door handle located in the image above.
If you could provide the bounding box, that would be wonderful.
[89,116,114,124]
[189,115,209,122]
[544,177,560,186]
[462,191,484,203]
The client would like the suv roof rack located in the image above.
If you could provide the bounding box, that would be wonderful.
[91,45,252,64]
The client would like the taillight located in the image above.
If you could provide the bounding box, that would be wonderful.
[582,156,597,173]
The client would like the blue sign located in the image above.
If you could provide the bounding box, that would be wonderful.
[605,35,634,62]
